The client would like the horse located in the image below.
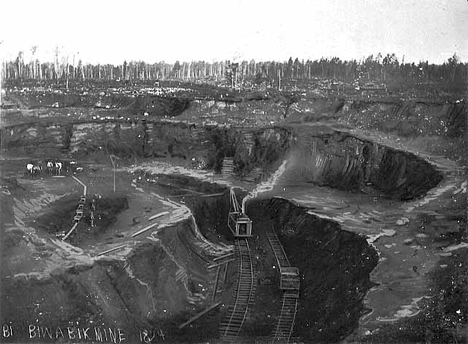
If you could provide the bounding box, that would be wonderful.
[26,163,34,178]
[46,161,54,175]
[26,162,42,178]
[33,164,42,175]
[55,161,63,175]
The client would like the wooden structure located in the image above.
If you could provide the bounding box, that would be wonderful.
[228,188,252,237]
[221,157,234,178]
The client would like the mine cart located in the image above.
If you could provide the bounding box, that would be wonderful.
[228,212,253,237]
[228,188,252,237]
[280,267,300,296]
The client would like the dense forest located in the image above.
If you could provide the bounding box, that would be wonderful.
[1,51,466,91]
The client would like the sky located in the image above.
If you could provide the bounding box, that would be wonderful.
[0,0,467,65]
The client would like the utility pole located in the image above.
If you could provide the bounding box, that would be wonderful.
[109,154,119,193]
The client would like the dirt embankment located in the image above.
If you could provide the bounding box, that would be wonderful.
[1,165,464,343]
[3,90,465,143]
[286,125,443,200]
[247,197,379,343]
[140,173,235,239]
[4,91,191,117]
[129,173,380,342]
[287,97,467,161]
[288,98,466,138]
[1,117,443,201]
[5,86,465,137]
[1,212,220,343]
[357,248,468,344]
[1,122,292,175]
[1,166,379,343]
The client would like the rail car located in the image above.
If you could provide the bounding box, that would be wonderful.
[228,188,252,237]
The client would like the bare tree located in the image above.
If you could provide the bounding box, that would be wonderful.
[30,46,38,79]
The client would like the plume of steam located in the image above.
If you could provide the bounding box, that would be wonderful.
[241,160,288,213]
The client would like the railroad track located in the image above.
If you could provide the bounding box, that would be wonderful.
[219,238,256,342]
[267,230,300,344]
[266,231,290,269]
[272,291,298,343]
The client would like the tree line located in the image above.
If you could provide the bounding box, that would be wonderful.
[2,51,466,89]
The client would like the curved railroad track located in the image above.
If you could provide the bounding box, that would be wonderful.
[219,238,256,342]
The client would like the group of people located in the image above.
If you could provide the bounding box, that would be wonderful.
[26,160,63,178]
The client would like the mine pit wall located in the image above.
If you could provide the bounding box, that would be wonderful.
[1,122,67,157]
[138,172,379,342]
[289,98,466,138]
[288,126,443,200]
[3,168,379,343]
[4,90,466,143]
[1,118,443,200]
[1,262,139,335]
[0,158,443,343]
[7,89,465,139]
[182,98,289,126]
[0,216,217,343]
[137,172,239,240]
[6,91,192,117]
[338,99,466,138]
[289,98,467,161]
[1,121,293,176]
[248,198,379,343]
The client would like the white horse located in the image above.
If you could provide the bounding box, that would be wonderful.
[55,161,63,175]
[46,161,54,175]
[33,164,42,175]
[26,163,42,178]
[26,163,34,178]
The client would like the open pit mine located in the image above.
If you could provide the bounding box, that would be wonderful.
[0,85,466,344]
